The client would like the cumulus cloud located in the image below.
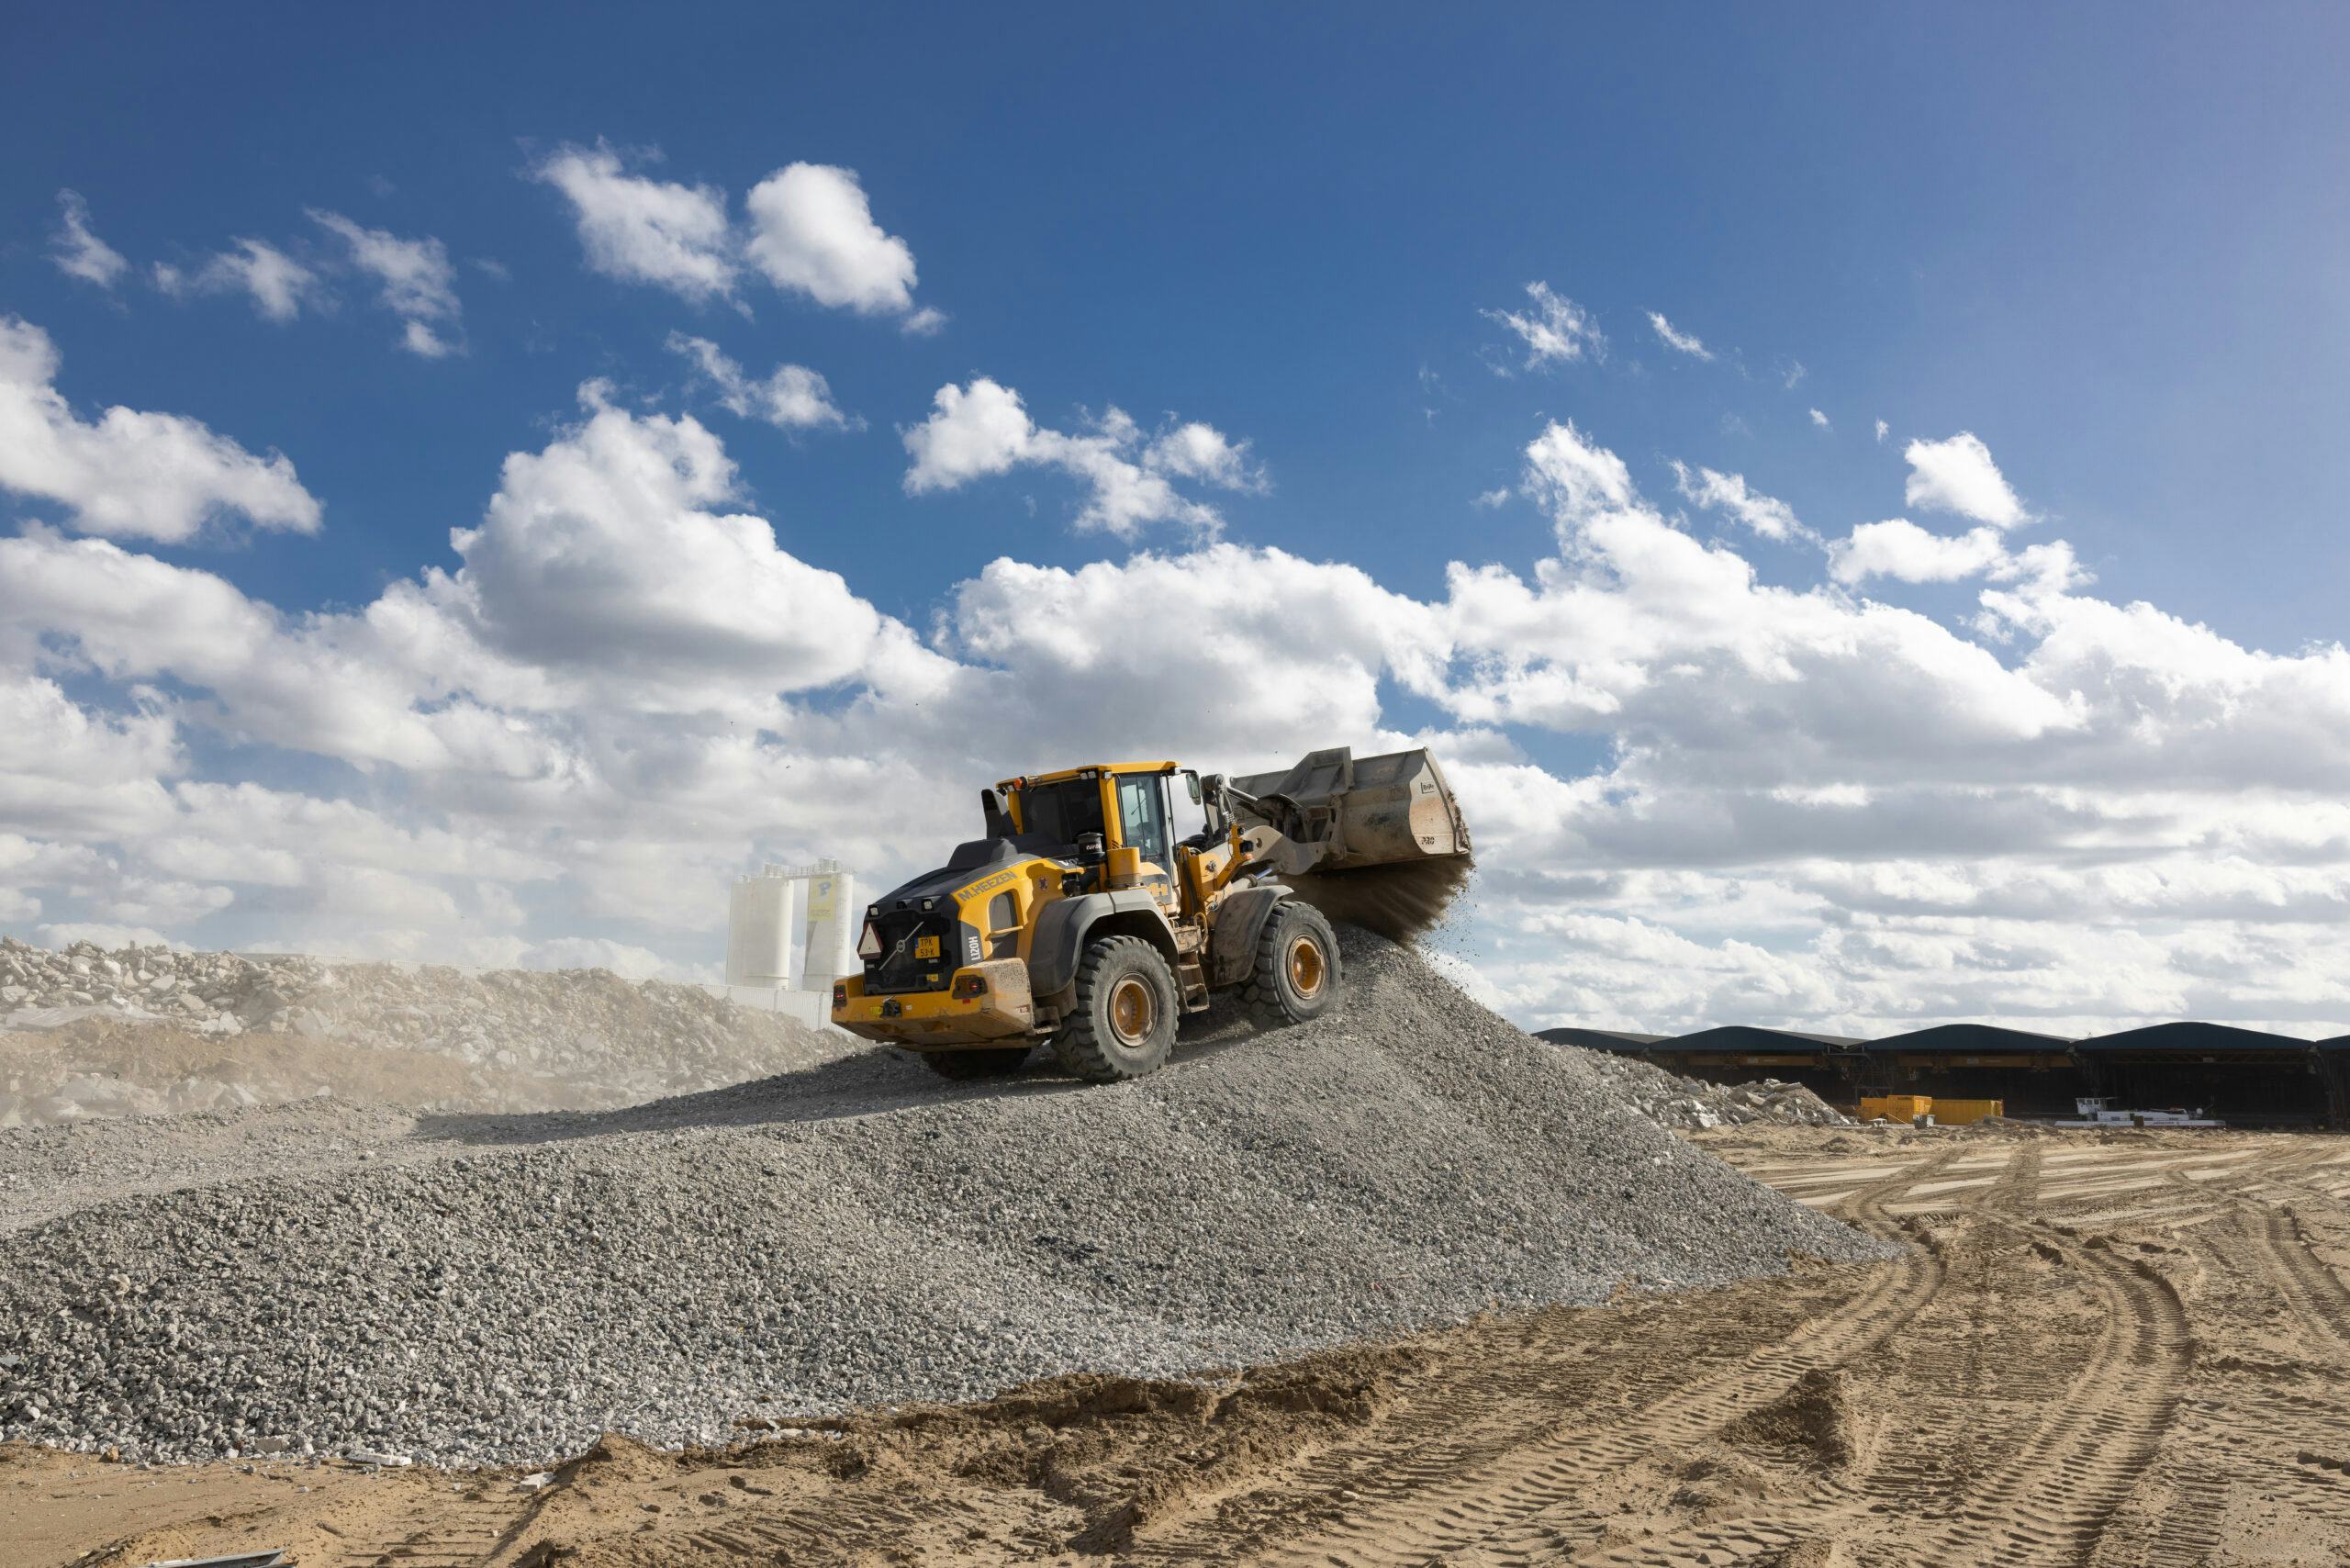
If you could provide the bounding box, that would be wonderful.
[531,145,938,329]
[1904,431,2027,528]
[1829,519,2009,584]
[153,240,326,322]
[8,364,2350,1030]
[309,211,464,357]
[1808,408,1830,431]
[666,333,856,431]
[1483,282,1603,373]
[742,162,934,328]
[1647,311,1712,360]
[0,318,321,542]
[50,191,127,287]
[901,377,1264,539]
[1670,462,1806,542]
[532,141,737,304]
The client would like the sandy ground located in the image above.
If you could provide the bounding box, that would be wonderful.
[14,1122,2350,1566]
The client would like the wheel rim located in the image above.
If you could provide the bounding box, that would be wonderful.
[1288,935,1326,998]
[1109,976,1156,1044]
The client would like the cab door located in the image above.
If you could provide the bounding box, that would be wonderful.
[1113,772,1181,917]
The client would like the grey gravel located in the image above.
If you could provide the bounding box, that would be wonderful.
[0,929,1889,1467]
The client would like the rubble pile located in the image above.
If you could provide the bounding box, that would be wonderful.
[0,929,1888,1466]
[1556,1044,1852,1131]
[0,937,845,1127]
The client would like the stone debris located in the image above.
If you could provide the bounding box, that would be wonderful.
[0,928,1888,1468]
[0,936,846,1128]
[1549,1046,1852,1131]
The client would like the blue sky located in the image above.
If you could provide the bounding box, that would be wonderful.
[5,6,2349,1033]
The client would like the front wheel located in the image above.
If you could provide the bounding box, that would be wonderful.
[1052,935,1181,1082]
[1242,900,1340,1029]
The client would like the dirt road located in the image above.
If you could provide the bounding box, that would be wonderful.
[14,1125,2350,1566]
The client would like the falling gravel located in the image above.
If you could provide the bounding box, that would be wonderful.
[0,929,1888,1467]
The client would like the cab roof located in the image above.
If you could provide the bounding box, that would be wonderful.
[1001,761,1178,789]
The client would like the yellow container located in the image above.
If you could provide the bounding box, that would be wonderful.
[1860,1094,1934,1123]
[1925,1098,2005,1126]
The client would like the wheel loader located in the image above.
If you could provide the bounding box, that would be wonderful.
[830,746,1473,1081]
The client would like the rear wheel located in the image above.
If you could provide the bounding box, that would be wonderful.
[1242,900,1340,1029]
[920,1046,1030,1081]
[1053,935,1181,1082]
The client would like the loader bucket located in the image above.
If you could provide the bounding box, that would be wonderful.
[1227,747,1474,942]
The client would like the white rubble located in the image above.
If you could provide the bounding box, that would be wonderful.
[0,936,846,1129]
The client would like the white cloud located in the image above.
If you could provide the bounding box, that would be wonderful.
[529,148,939,329]
[1647,311,1713,361]
[0,318,321,542]
[310,211,463,357]
[1483,282,1603,373]
[532,141,737,304]
[742,162,929,324]
[666,333,856,431]
[1781,360,1807,391]
[1904,431,2027,529]
[901,377,1264,539]
[10,365,2350,1034]
[433,382,888,710]
[1874,419,1889,443]
[1829,519,2009,584]
[1670,462,1806,543]
[0,675,179,837]
[50,191,128,287]
[1808,408,1831,431]
[153,240,325,322]
[1474,487,1512,510]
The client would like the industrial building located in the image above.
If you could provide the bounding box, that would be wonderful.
[723,859,858,1029]
[1557,1016,2349,1126]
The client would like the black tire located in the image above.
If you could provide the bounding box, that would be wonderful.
[1242,900,1340,1029]
[920,1046,1030,1081]
[1052,935,1181,1082]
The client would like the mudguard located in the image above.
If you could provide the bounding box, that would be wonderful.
[1028,891,1182,998]
[1209,884,1292,987]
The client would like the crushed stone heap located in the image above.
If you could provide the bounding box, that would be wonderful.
[0,937,845,1126]
[1572,1057,1852,1130]
[0,929,1891,1467]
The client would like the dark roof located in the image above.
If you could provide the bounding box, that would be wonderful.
[1534,1026,1665,1053]
[1659,1025,1864,1051]
[1866,1023,2076,1053]
[2074,1021,2315,1055]
[2314,1035,2350,1052]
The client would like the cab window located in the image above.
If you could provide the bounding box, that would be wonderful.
[1116,776,1169,866]
[1019,778,1105,849]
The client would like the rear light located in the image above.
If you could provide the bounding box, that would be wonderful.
[856,921,881,959]
[953,973,988,1000]
[831,983,846,1009]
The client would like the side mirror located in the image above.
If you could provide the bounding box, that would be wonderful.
[1182,769,1203,804]
[1075,832,1107,866]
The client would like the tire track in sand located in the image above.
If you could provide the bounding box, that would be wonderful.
[1126,1151,1959,1568]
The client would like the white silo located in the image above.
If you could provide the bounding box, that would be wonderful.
[725,872,800,988]
[799,868,859,992]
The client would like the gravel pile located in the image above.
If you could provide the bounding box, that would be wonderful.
[0,936,845,1126]
[0,929,1888,1467]
[1595,1065,1851,1131]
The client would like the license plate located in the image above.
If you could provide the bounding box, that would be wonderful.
[914,935,940,958]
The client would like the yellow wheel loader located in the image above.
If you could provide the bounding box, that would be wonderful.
[831,746,1472,1082]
